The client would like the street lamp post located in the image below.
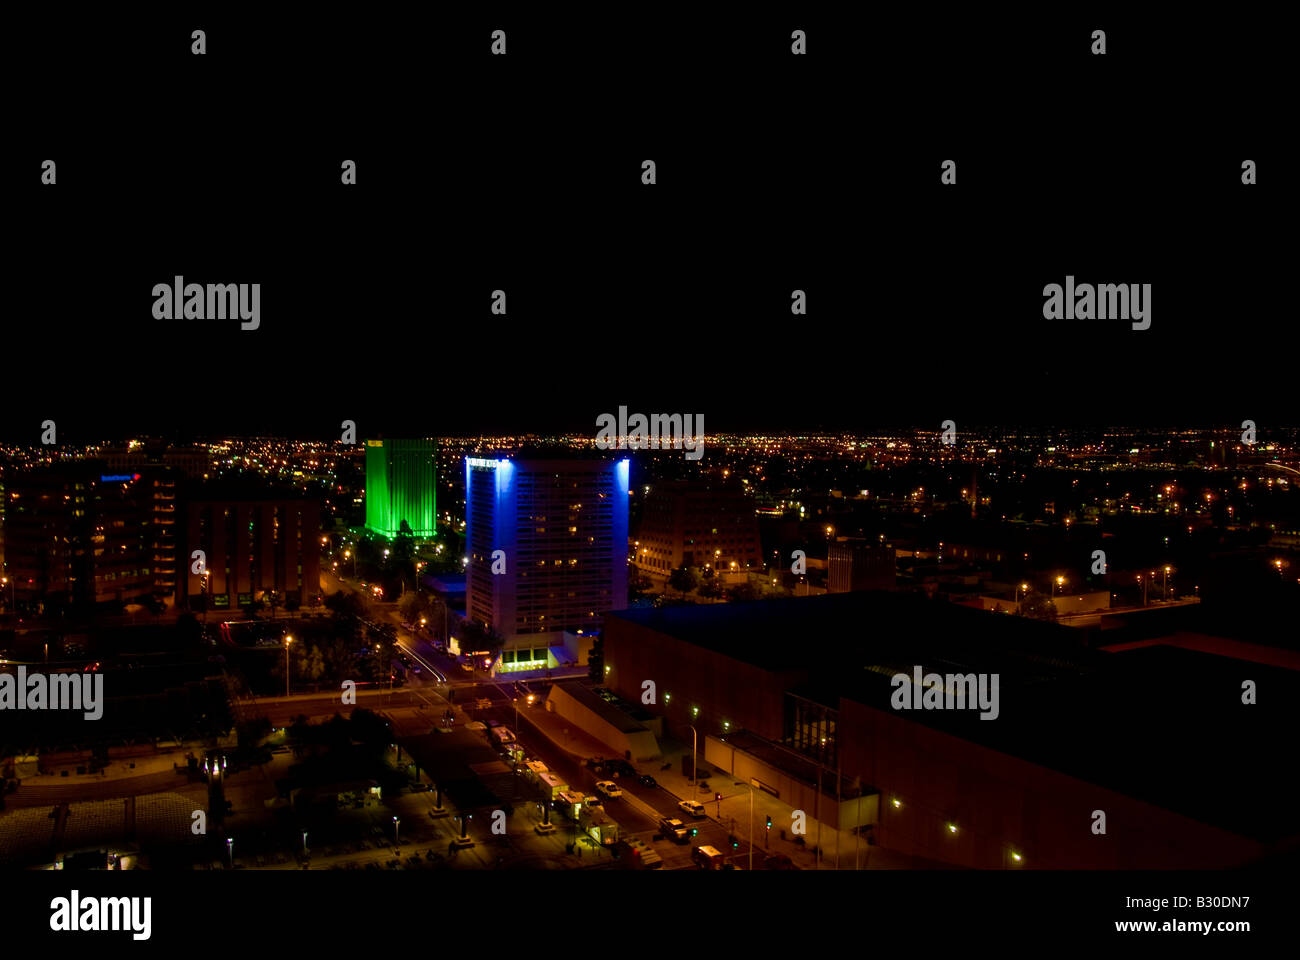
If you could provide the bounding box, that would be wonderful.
[1163,565,1171,601]
[746,781,755,871]
[226,837,234,866]
[393,816,400,847]
[1017,582,1028,614]
[687,724,698,787]
[284,636,293,698]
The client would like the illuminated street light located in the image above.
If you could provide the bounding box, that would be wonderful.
[284,636,293,697]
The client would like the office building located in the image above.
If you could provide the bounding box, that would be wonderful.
[466,457,629,665]
[365,438,435,539]
[3,465,155,611]
[633,479,763,577]
[185,491,321,612]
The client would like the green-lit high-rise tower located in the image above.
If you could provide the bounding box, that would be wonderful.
[365,438,436,539]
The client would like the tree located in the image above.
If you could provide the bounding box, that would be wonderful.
[398,591,427,626]
[176,612,203,649]
[1021,590,1058,621]
[668,566,698,597]
[698,569,725,600]
[628,571,654,602]
[726,582,758,604]
[393,520,416,588]
[366,622,398,682]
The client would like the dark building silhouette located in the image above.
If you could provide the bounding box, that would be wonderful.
[2,464,158,611]
[828,537,896,592]
[633,479,762,576]
[603,592,1296,869]
[184,490,321,613]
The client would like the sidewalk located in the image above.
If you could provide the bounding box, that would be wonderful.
[521,707,930,870]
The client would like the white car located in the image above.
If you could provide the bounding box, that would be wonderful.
[595,780,623,799]
[678,799,706,819]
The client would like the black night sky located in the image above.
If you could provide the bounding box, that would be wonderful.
[3,11,1289,439]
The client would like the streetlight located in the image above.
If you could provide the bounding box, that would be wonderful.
[226,837,234,866]
[745,780,757,871]
[1163,565,1171,601]
[393,816,400,846]
[687,724,698,787]
[1017,582,1028,614]
[284,636,293,697]
[1053,575,1065,597]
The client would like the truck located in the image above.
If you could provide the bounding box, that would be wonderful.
[489,725,516,748]
[536,771,568,799]
[692,845,726,870]
[620,838,663,869]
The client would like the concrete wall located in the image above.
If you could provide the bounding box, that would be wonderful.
[604,615,807,744]
[838,697,1261,869]
[545,683,661,761]
[703,736,878,831]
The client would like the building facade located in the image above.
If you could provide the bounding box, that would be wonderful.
[466,457,629,652]
[2,465,156,611]
[365,438,435,539]
[633,479,763,577]
[828,537,896,592]
[184,494,321,612]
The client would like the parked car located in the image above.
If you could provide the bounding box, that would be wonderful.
[595,780,622,799]
[678,799,706,819]
[583,795,603,809]
[637,774,658,788]
[764,853,797,870]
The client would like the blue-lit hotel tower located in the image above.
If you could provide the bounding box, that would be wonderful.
[465,457,629,670]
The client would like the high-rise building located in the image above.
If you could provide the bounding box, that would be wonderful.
[466,457,629,649]
[633,479,763,576]
[184,491,321,612]
[3,465,155,611]
[365,438,435,539]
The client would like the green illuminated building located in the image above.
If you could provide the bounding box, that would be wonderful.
[364,438,436,539]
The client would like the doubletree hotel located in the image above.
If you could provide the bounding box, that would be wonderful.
[364,438,436,540]
[466,457,629,672]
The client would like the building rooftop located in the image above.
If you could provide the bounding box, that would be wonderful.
[609,592,1298,844]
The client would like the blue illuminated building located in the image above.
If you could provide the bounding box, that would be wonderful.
[465,457,630,669]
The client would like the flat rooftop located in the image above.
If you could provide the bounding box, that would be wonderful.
[609,592,1298,844]
[554,680,650,734]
